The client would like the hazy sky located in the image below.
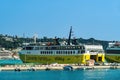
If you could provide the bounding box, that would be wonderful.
[0,0,120,40]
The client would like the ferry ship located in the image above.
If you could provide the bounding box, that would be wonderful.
[106,42,120,63]
[19,27,105,64]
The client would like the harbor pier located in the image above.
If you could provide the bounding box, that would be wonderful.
[0,64,120,71]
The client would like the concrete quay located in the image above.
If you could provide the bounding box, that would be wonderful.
[0,64,65,71]
[0,64,120,71]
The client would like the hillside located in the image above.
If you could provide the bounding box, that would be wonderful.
[0,34,109,50]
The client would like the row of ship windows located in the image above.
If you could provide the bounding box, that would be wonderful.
[27,50,84,54]
[24,46,85,50]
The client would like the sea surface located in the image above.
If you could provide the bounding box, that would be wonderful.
[0,59,23,65]
[0,69,120,80]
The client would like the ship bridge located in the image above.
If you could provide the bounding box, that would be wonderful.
[82,45,105,63]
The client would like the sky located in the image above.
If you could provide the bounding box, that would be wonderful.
[0,0,120,41]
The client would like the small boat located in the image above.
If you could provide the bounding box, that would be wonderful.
[45,67,51,71]
[63,66,73,71]
[14,67,21,71]
[27,67,36,71]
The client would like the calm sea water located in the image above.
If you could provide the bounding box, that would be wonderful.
[0,69,120,80]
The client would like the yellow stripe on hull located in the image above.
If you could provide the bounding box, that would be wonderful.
[19,53,105,64]
[105,54,120,63]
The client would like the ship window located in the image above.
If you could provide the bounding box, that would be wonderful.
[49,51,51,54]
[41,51,42,54]
[46,51,48,54]
[48,51,50,54]
[56,51,58,54]
[78,50,81,53]
[60,51,62,54]
[73,51,75,54]
[44,51,46,54]
[68,51,70,54]
[57,51,59,54]
[70,51,72,54]
[51,51,53,54]
[46,47,51,50]
[106,50,120,54]
[51,47,57,49]
[58,51,60,54]
[26,47,34,50]
[66,51,68,54]
[23,47,26,50]
[40,47,45,50]
[81,50,85,53]
[68,51,71,54]
[43,51,45,54]
[34,47,40,50]
[65,51,67,54]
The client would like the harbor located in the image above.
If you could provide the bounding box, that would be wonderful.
[1,0,120,80]
[0,27,120,72]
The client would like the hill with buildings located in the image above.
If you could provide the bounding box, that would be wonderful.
[0,34,109,50]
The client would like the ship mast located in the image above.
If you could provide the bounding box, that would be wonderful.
[68,26,72,45]
[33,34,38,44]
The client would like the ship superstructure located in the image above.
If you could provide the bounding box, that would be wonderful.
[106,42,120,62]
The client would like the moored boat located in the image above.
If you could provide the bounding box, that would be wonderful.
[63,65,73,71]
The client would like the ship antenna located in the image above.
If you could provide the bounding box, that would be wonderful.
[68,26,72,45]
